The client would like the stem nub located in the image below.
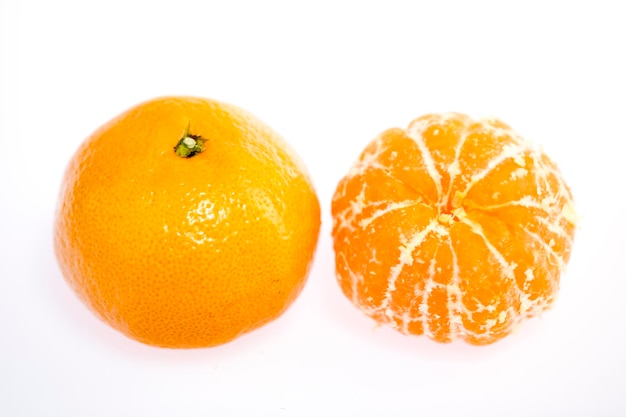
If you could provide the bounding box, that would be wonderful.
[174,125,207,158]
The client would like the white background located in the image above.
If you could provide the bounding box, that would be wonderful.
[1,1,625,416]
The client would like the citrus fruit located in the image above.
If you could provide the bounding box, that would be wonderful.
[331,113,576,345]
[54,96,321,348]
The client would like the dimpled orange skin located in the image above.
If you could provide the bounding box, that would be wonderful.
[332,113,576,345]
[54,96,321,348]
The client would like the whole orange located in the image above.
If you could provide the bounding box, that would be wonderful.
[54,96,321,348]
[332,113,576,345]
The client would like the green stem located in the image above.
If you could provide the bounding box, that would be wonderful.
[174,126,207,158]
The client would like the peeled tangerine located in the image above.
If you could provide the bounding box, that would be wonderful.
[331,113,576,345]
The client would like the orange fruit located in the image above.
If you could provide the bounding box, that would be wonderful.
[54,96,321,348]
[332,113,576,345]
